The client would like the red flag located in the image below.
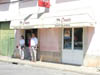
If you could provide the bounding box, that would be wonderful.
[38,0,45,7]
[44,0,50,8]
[38,0,50,8]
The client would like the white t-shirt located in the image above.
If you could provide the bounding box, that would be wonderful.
[20,39,25,46]
[31,37,38,46]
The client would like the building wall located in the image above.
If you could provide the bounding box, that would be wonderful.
[15,28,62,63]
[82,0,100,67]
[0,0,100,66]
[0,22,15,56]
[83,27,100,67]
[15,29,25,46]
[0,0,19,21]
[39,28,62,63]
[13,0,100,67]
[39,28,59,52]
[0,0,95,20]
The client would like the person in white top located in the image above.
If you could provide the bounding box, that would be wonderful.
[31,37,38,47]
[30,33,38,62]
[19,35,25,60]
[20,38,25,46]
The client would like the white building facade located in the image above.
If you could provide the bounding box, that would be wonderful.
[0,0,100,67]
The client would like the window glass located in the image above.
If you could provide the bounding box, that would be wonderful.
[74,28,83,50]
[64,28,72,49]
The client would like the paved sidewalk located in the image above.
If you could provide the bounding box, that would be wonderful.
[0,55,100,75]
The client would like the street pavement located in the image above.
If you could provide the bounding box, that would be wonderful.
[0,55,100,75]
[0,62,96,75]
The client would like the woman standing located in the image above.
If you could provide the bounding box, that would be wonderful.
[19,35,25,60]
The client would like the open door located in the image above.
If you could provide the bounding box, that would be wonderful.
[25,29,38,47]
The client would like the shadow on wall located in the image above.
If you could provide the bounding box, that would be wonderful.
[83,27,95,60]
[37,8,50,18]
[19,0,38,8]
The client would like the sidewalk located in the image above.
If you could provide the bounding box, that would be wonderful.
[0,55,100,75]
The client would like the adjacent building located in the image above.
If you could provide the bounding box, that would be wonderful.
[0,0,100,67]
[0,0,15,56]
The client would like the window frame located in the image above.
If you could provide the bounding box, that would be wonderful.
[63,28,72,49]
[63,27,83,50]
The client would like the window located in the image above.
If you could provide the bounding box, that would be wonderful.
[0,0,10,3]
[74,28,83,50]
[64,28,72,49]
[63,28,83,50]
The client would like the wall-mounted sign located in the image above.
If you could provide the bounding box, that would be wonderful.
[56,17,71,26]
[20,21,30,25]
[61,18,71,22]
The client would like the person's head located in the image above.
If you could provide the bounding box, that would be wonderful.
[21,35,24,39]
[32,33,35,38]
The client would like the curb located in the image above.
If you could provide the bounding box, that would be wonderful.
[0,56,100,75]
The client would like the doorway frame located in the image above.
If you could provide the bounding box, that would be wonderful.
[62,27,85,65]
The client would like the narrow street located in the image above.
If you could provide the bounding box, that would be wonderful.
[0,62,98,75]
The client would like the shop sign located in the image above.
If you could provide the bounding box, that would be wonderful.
[61,18,71,22]
[56,17,71,26]
[20,21,30,25]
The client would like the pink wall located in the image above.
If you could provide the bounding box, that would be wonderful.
[39,28,60,52]
[15,30,25,46]
[87,27,95,47]
[86,27,96,55]
[15,30,21,46]
[86,26,100,56]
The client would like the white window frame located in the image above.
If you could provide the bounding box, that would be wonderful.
[62,27,84,51]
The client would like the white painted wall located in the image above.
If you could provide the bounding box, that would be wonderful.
[85,0,100,56]
[0,3,10,21]
[0,0,95,20]
[0,0,19,21]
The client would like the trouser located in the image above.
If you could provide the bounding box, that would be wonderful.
[19,46,24,60]
[30,47,37,61]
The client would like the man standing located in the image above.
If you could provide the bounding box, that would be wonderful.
[19,35,25,60]
[30,33,38,62]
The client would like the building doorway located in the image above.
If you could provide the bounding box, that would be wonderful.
[24,29,38,60]
[25,29,38,47]
[62,27,84,65]
[0,22,15,56]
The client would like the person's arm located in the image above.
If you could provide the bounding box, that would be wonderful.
[23,40,25,46]
[35,38,38,46]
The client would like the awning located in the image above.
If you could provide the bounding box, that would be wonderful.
[10,19,44,29]
[10,14,95,29]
